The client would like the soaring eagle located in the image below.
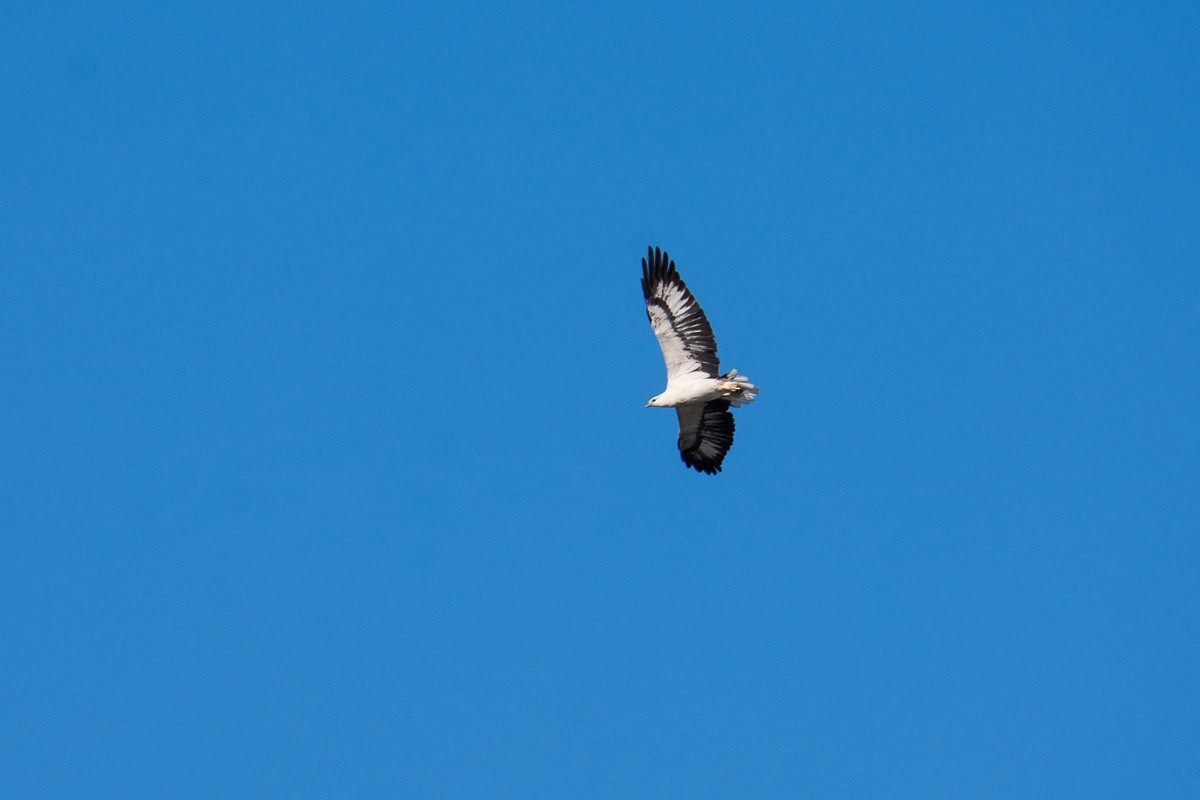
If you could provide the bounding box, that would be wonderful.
[641,246,759,474]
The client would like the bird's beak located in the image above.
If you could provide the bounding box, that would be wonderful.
[645,402,652,408]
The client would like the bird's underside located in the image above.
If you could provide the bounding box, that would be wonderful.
[641,246,758,474]
[653,373,758,408]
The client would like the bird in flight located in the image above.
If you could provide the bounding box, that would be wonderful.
[641,245,759,474]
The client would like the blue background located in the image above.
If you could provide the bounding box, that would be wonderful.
[4,2,1198,796]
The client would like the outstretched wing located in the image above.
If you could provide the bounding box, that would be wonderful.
[676,400,735,474]
[642,246,719,381]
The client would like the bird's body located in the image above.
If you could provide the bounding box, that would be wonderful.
[641,246,758,474]
[646,371,757,408]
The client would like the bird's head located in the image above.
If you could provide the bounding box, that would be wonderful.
[645,395,664,408]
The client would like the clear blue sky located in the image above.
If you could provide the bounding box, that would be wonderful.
[3,2,1198,797]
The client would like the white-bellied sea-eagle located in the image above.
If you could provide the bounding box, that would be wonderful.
[642,245,759,474]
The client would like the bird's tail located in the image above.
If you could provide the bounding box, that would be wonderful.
[720,369,759,407]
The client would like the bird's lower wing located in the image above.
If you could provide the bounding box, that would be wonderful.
[676,400,734,474]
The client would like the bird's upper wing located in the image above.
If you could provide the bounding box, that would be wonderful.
[642,246,719,381]
[676,400,735,474]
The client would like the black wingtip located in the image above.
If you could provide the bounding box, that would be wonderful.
[645,245,676,280]
[644,245,667,299]
[681,455,723,475]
